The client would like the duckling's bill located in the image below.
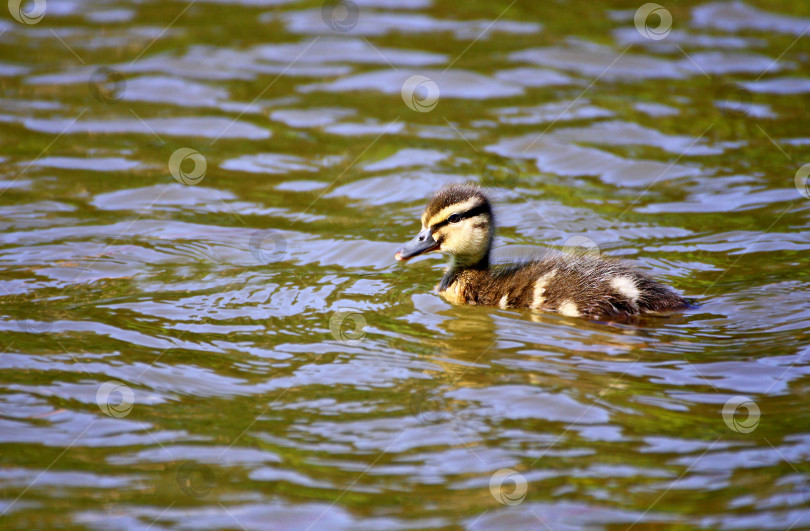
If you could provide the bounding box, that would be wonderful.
[395,228,439,261]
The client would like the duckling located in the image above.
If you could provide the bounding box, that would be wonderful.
[394,184,691,320]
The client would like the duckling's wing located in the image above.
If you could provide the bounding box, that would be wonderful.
[492,254,690,318]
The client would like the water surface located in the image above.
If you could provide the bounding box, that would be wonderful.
[1,0,810,529]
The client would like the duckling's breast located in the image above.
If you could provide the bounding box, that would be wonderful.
[438,276,467,305]
[437,268,536,308]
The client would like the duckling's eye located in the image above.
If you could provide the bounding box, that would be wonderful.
[447,213,461,223]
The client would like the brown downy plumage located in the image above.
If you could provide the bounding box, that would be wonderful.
[395,184,692,320]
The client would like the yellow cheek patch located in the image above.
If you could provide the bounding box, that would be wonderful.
[433,226,447,242]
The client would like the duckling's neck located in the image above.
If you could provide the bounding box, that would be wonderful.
[439,251,490,291]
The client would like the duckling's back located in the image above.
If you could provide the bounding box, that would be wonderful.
[438,253,690,319]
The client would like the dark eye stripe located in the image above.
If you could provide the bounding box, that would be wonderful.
[430,203,490,231]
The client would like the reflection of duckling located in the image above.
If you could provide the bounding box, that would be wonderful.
[395,184,691,320]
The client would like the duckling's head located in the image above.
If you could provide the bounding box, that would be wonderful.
[395,184,493,267]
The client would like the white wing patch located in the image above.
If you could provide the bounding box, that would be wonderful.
[611,276,640,302]
[531,269,557,310]
[558,300,581,317]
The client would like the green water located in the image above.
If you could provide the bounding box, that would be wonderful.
[1,0,810,529]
